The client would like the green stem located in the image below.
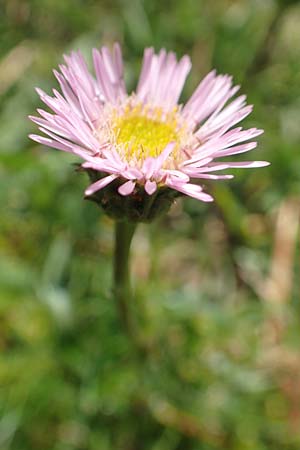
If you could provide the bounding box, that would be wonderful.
[113,220,137,337]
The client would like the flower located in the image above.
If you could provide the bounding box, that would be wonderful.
[29,43,268,214]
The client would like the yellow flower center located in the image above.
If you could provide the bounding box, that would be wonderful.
[110,102,188,162]
[114,116,178,159]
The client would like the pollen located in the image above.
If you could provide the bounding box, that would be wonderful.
[111,103,186,161]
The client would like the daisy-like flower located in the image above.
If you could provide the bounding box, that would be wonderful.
[29,43,268,220]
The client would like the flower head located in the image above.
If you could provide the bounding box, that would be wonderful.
[29,44,268,220]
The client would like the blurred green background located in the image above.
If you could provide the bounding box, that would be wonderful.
[1,0,300,449]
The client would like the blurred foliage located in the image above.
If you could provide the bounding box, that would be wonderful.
[1,0,300,449]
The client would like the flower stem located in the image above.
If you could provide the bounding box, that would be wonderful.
[113,220,137,337]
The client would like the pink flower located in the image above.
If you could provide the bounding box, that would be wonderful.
[29,43,268,203]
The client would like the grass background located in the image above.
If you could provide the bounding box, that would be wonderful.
[1,0,300,449]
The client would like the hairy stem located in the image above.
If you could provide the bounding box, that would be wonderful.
[113,220,137,337]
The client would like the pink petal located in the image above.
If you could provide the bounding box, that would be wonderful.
[85,174,117,196]
[215,142,258,157]
[124,167,142,179]
[137,48,191,107]
[118,180,136,196]
[29,134,73,153]
[195,174,234,180]
[170,182,214,202]
[142,157,157,178]
[145,180,157,195]
[164,169,190,182]
[156,142,176,166]
[214,161,270,169]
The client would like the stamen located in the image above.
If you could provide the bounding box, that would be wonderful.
[112,100,191,162]
[114,115,179,159]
